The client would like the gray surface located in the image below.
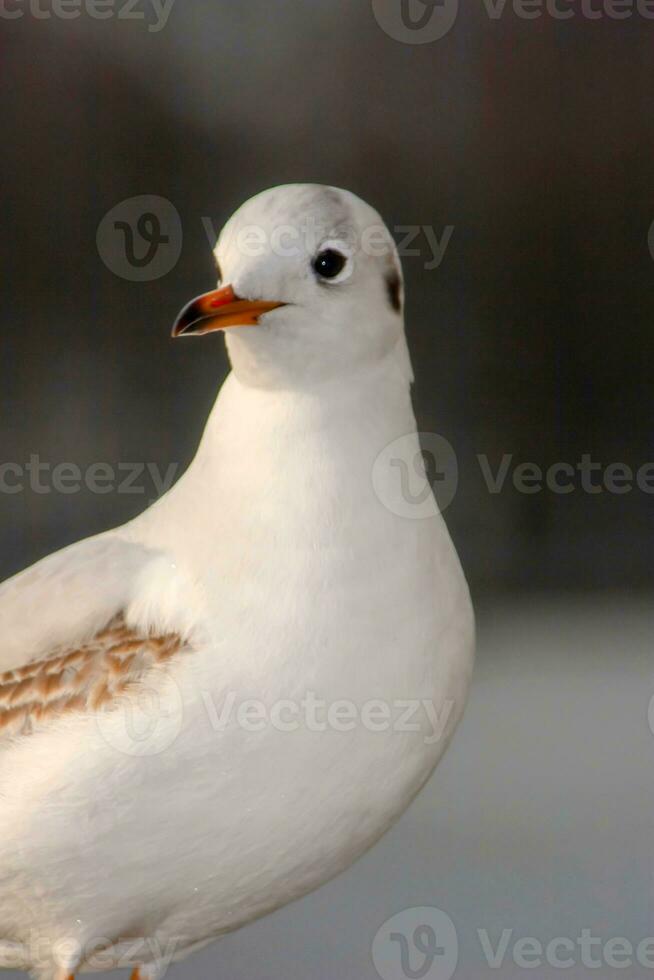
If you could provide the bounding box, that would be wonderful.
[5,596,651,980]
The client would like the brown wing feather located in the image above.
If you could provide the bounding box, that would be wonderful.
[0,615,185,738]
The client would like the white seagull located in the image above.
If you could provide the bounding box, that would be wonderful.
[0,185,474,980]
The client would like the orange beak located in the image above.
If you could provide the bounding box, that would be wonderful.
[172,285,286,337]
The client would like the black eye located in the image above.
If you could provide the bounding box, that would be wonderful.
[312,248,347,280]
[214,258,223,283]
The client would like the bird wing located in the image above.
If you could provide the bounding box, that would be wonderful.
[0,534,197,740]
[0,613,185,740]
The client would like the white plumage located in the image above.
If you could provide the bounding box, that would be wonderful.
[0,185,474,980]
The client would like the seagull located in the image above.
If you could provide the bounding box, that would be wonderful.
[0,185,474,980]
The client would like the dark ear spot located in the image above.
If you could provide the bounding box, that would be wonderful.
[385,270,402,313]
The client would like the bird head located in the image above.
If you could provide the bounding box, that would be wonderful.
[172,184,406,388]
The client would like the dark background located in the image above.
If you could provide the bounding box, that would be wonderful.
[1,2,651,594]
[1,6,653,980]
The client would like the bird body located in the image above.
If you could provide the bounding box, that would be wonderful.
[0,185,473,980]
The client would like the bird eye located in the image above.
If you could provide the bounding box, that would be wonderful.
[214,257,223,284]
[312,248,348,281]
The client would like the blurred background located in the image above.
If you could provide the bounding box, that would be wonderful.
[0,3,652,979]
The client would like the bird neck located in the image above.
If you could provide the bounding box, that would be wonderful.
[202,334,415,456]
[131,336,419,571]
